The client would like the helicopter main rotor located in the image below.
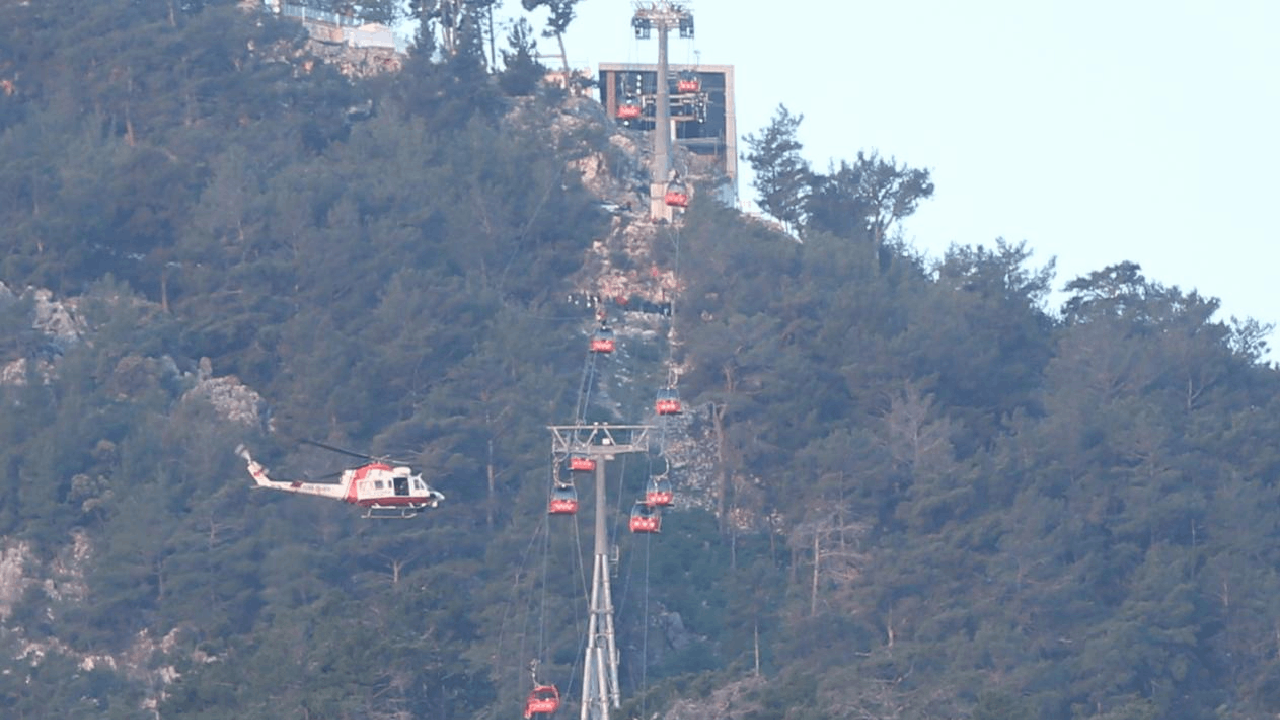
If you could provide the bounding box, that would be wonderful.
[298,438,409,467]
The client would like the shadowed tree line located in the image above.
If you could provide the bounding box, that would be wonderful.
[0,3,1279,720]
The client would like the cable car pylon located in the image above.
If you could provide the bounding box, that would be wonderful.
[547,423,653,720]
[633,0,695,222]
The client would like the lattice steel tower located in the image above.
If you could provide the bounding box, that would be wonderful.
[547,424,653,720]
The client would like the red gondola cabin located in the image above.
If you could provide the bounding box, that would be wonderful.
[548,482,579,515]
[616,96,642,120]
[664,179,689,209]
[676,71,700,93]
[646,475,673,507]
[630,502,661,533]
[655,388,682,416]
[590,326,615,354]
[569,454,596,473]
[524,685,560,719]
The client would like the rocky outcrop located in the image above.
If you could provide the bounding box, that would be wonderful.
[0,531,91,621]
[663,675,768,720]
[180,357,267,428]
[0,541,31,621]
[303,40,401,77]
[0,284,82,386]
[30,288,85,351]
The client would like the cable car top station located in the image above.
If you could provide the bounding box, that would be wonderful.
[598,2,739,221]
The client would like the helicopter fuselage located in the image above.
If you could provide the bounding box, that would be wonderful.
[237,445,444,518]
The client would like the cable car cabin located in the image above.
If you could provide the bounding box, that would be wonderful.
[629,502,662,533]
[524,685,560,719]
[676,71,700,93]
[616,96,642,120]
[646,475,674,507]
[590,326,615,354]
[655,388,683,416]
[569,454,596,473]
[548,482,579,515]
[664,180,689,209]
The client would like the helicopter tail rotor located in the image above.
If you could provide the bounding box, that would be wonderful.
[235,444,272,487]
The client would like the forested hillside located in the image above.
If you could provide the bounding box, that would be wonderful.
[2,2,1279,719]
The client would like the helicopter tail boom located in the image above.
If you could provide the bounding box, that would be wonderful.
[235,444,353,502]
[235,444,274,487]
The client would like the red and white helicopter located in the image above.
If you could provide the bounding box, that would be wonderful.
[235,440,445,519]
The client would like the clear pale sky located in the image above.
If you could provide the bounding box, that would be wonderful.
[504,1,1280,340]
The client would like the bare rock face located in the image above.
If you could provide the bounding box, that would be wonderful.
[0,530,91,621]
[663,675,768,720]
[304,41,402,77]
[0,283,87,356]
[30,288,85,351]
[0,540,31,621]
[0,284,82,387]
[0,357,55,386]
[180,357,267,428]
[0,530,192,706]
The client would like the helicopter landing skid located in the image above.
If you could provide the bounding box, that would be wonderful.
[363,505,425,519]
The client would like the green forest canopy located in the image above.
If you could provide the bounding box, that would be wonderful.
[0,2,1278,719]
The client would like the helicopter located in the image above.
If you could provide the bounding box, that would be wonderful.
[235,440,445,519]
